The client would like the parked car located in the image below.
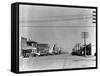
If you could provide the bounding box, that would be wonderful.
[22,49,32,58]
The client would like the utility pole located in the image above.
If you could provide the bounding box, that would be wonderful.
[81,32,88,56]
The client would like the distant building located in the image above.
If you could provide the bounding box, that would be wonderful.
[21,37,38,57]
[27,41,37,47]
[26,41,38,56]
[20,37,27,57]
[21,37,27,50]
[91,43,96,56]
[71,43,92,56]
[37,44,49,55]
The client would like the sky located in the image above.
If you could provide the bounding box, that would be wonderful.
[19,5,96,53]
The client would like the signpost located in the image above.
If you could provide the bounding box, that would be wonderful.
[81,32,88,56]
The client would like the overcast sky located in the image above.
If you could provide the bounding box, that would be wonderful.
[19,5,96,53]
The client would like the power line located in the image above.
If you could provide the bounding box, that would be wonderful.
[20,26,96,28]
[20,17,92,23]
[20,14,93,19]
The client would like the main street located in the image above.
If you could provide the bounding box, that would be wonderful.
[19,54,96,71]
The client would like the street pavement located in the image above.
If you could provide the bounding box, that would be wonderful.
[19,54,96,71]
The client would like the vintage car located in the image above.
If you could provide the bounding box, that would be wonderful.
[22,46,40,57]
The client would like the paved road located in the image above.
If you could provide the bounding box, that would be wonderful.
[19,54,96,71]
